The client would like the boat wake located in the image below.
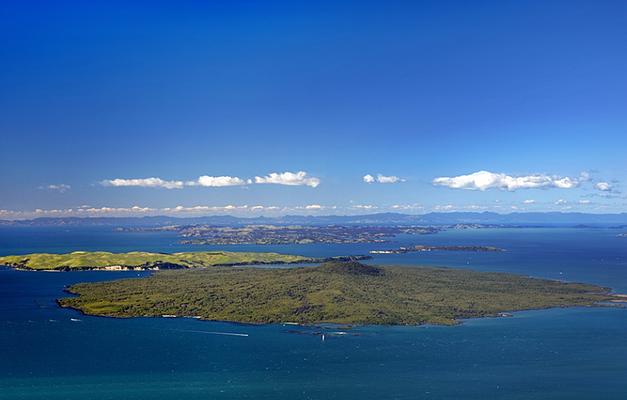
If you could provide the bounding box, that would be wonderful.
[170,329,249,337]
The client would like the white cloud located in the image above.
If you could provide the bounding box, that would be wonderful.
[579,199,591,205]
[164,205,251,213]
[465,204,489,210]
[555,199,568,205]
[552,177,579,189]
[305,204,322,210]
[254,171,320,188]
[352,204,378,210]
[433,170,582,191]
[191,175,248,187]
[363,174,404,184]
[377,175,404,184]
[523,199,536,204]
[391,203,424,211]
[362,174,375,183]
[102,177,184,189]
[595,182,613,192]
[431,204,495,212]
[434,204,455,211]
[247,205,280,212]
[41,184,71,193]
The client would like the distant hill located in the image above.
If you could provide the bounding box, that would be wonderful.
[2,212,627,227]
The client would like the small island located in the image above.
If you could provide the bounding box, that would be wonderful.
[0,251,368,271]
[370,245,504,254]
[58,260,614,326]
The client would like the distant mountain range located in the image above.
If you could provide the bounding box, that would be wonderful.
[2,212,627,227]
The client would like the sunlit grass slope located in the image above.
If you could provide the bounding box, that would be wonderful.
[0,251,313,270]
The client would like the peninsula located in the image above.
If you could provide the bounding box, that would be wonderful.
[58,260,613,326]
[124,224,441,245]
[0,251,368,271]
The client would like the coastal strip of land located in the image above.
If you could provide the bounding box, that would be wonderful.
[58,260,615,326]
[370,245,504,254]
[0,251,369,271]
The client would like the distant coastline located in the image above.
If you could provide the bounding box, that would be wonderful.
[3,211,627,228]
[370,245,504,254]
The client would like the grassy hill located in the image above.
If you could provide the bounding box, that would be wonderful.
[58,260,613,325]
[0,251,314,270]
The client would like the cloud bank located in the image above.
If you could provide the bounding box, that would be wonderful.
[0,203,335,220]
[102,171,320,189]
[433,171,582,191]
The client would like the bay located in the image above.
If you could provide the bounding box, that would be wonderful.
[1,226,626,399]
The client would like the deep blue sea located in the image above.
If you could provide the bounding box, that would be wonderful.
[1,226,627,399]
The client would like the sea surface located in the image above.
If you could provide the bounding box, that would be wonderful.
[1,226,626,399]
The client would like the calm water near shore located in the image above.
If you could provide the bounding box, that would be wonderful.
[1,226,627,399]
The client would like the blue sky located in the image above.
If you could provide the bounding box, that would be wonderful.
[1,0,626,218]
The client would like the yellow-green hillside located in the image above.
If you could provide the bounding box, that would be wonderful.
[0,251,314,270]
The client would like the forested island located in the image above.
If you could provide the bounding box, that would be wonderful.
[58,260,614,326]
[0,251,368,271]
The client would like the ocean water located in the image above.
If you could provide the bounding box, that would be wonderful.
[1,226,627,399]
